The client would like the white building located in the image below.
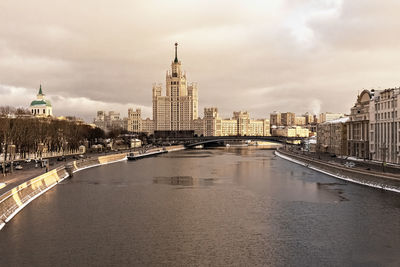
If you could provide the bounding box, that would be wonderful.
[30,85,53,117]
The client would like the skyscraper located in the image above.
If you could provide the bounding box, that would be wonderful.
[153,43,199,131]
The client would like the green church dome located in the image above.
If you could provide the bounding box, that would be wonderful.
[30,99,52,107]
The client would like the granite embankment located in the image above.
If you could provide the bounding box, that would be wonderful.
[276,149,400,193]
[0,145,185,231]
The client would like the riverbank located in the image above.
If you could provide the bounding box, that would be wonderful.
[275,148,400,193]
[0,145,185,231]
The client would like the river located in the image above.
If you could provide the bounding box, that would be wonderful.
[0,148,399,266]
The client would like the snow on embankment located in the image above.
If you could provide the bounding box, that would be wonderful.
[275,150,400,194]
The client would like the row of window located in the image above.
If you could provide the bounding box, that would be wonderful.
[375,99,398,111]
[375,111,398,120]
[32,108,48,115]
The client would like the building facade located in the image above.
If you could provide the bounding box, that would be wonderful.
[272,126,309,137]
[316,117,349,156]
[369,88,400,164]
[30,85,53,117]
[270,112,282,127]
[319,112,345,123]
[141,118,155,135]
[127,108,142,133]
[94,111,126,132]
[281,112,296,126]
[347,90,371,159]
[202,108,270,137]
[153,43,198,131]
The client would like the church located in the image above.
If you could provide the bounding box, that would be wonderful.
[29,85,53,117]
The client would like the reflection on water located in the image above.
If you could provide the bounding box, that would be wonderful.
[0,149,399,266]
[153,176,215,187]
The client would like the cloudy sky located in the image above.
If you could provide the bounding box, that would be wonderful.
[1,0,400,121]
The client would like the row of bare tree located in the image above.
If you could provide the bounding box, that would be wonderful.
[0,116,105,160]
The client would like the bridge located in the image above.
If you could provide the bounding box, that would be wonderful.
[155,136,305,148]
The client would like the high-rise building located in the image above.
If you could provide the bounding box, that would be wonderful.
[270,112,281,126]
[233,111,250,136]
[153,43,198,131]
[127,108,142,133]
[281,112,296,126]
[303,112,313,125]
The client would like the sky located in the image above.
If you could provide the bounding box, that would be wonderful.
[1,0,400,122]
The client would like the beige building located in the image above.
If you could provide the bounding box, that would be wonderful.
[369,88,400,164]
[270,112,282,127]
[127,108,142,133]
[316,117,349,156]
[303,112,314,125]
[94,111,126,131]
[153,43,198,131]
[204,107,220,136]
[202,108,270,137]
[347,90,371,159]
[281,112,296,126]
[272,126,309,138]
[233,111,251,136]
[141,118,154,135]
[193,118,205,136]
[295,116,306,126]
[319,112,345,123]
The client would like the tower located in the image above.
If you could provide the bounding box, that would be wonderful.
[152,43,199,131]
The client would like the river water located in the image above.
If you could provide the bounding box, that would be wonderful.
[0,148,399,266]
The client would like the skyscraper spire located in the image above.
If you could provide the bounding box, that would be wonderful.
[174,42,178,63]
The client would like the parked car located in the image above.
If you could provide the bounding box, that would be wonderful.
[344,162,355,168]
[24,158,32,163]
[57,156,66,161]
[15,165,23,170]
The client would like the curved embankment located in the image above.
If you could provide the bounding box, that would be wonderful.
[0,145,186,231]
[0,153,128,231]
[275,149,400,193]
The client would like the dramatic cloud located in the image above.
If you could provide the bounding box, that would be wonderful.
[1,0,400,121]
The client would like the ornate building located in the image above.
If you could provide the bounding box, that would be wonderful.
[347,90,371,159]
[30,85,52,117]
[152,43,198,131]
[369,88,400,164]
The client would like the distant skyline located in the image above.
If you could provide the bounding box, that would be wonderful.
[1,0,400,122]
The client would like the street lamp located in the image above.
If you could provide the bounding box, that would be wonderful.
[1,143,5,177]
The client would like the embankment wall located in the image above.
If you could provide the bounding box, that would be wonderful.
[0,153,127,230]
[276,149,400,193]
